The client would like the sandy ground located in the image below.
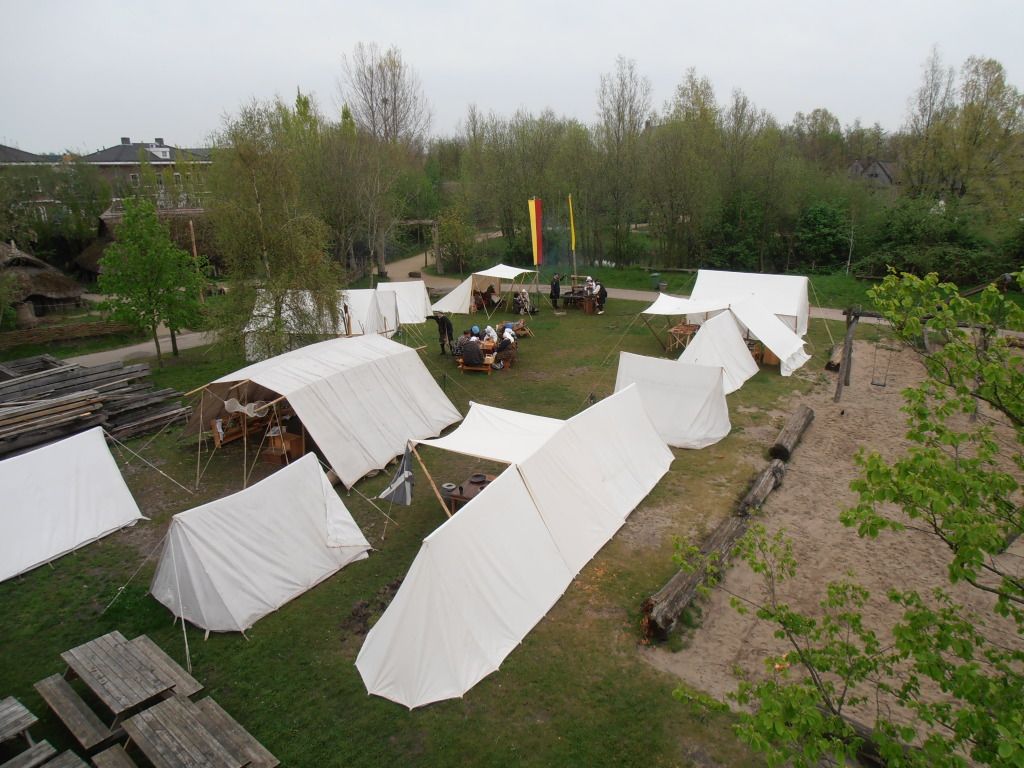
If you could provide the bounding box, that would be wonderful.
[641,338,1021,729]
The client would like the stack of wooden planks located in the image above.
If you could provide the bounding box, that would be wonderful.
[0,358,191,457]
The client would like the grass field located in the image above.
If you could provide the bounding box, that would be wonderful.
[0,301,857,767]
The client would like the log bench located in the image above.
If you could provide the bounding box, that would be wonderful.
[128,635,202,698]
[195,698,280,768]
[32,675,111,752]
[0,740,54,768]
[91,745,137,768]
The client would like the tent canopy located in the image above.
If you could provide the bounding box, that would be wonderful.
[730,300,810,376]
[689,269,809,335]
[641,293,729,317]
[1,428,144,582]
[679,310,759,394]
[614,353,731,449]
[415,401,563,465]
[151,454,370,633]
[376,280,432,324]
[356,385,672,708]
[430,264,538,315]
[189,334,462,488]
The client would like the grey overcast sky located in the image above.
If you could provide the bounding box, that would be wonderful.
[1,0,1020,153]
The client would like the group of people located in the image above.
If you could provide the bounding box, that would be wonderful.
[452,322,519,370]
[549,273,607,314]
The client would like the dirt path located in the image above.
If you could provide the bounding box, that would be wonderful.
[640,340,1020,729]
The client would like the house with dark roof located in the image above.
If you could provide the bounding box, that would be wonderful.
[0,145,61,165]
[80,137,210,210]
[848,158,901,191]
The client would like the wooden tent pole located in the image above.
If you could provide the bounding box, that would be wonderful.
[195,393,203,490]
[409,443,452,518]
[641,314,669,353]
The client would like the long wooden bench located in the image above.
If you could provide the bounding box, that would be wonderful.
[128,635,202,698]
[90,745,137,768]
[457,354,495,375]
[32,675,111,751]
[42,752,87,767]
[194,698,279,768]
[0,740,54,768]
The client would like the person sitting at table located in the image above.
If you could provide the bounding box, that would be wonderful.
[596,282,608,315]
[514,288,532,315]
[453,329,471,358]
[482,324,498,343]
[584,276,595,296]
[502,323,517,344]
[462,336,485,367]
[493,333,517,370]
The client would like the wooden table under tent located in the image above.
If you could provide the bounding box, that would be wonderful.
[182,334,461,491]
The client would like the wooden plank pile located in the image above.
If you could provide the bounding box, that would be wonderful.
[0,353,66,381]
[0,358,191,457]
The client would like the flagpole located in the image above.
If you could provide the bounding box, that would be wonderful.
[568,194,578,290]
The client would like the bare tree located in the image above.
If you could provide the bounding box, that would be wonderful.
[341,42,431,147]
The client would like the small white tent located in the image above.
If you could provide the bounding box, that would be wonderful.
[689,269,810,335]
[190,335,462,488]
[430,264,537,315]
[151,455,370,633]
[342,288,399,337]
[356,386,672,708]
[614,352,731,449]
[376,280,432,324]
[0,428,144,582]
[679,311,759,394]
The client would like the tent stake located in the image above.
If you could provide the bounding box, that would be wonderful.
[409,443,451,518]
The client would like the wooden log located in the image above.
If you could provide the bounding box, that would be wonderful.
[833,317,859,402]
[641,515,748,640]
[825,343,843,371]
[738,459,786,515]
[768,405,815,461]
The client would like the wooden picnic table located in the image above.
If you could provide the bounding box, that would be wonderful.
[61,630,174,725]
[446,473,497,512]
[0,696,37,745]
[123,696,248,768]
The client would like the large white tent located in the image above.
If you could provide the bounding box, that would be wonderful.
[414,401,563,464]
[376,280,432,324]
[689,269,809,335]
[0,428,144,582]
[430,264,538,315]
[614,352,731,449]
[679,311,759,394]
[356,386,673,708]
[151,455,370,633]
[189,334,462,488]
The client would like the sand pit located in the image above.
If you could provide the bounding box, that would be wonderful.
[641,338,1020,729]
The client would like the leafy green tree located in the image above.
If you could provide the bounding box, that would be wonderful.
[436,204,477,274]
[795,201,848,270]
[99,199,205,365]
[678,270,1023,767]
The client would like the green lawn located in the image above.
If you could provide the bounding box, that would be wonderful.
[0,301,858,766]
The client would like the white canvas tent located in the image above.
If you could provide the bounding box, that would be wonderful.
[679,311,759,394]
[614,352,731,449]
[689,269,809,335]
[376,280,432,324]
[243,289,400,361]
[730,300,811,376]
[430,263,538,316]
[356,386,672,708]
[151,454,370,633]
[0,428,144,582]
[414,401,563,464]
[189,334,462,488]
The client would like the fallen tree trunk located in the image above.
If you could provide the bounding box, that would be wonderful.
[768,405,815,461]
[641,514,748,641]
[738,459,786,515]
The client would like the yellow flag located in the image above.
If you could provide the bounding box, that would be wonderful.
[568,194,576,252]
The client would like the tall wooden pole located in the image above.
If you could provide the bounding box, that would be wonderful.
[189,219,205,305]
[409,443,452,518]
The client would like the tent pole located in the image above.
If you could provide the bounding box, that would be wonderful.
[242,411,247,489]
[195,393,203,490]
[641,314,669,353]
[409,443,452,518]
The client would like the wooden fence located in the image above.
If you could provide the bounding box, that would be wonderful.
[0,321,138,351]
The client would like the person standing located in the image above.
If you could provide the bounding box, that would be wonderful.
[549,273,561,309]
[596,283,608,315]
[429,311,454,354]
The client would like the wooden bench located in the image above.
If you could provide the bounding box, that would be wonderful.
[91,745,137,768]
[194,698,280,768]
[42,752,87,767]
[128,635,202,698]
[33,675,111,752]
[457,354,495,375]
[0,697,37,745]
[0,740,54,768]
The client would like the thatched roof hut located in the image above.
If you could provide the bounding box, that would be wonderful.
[1,242,83,306]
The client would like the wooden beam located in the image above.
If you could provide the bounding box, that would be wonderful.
[409,443,452,519]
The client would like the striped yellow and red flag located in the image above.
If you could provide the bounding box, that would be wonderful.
[528,197,543,266]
